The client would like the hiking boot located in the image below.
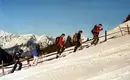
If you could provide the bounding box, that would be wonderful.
[56,55,59,58]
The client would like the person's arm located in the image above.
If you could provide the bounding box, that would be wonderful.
[101,27,103,30]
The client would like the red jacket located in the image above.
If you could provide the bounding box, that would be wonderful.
[95,26,102,33]
[93,26,103,37]
[58,36,64,47]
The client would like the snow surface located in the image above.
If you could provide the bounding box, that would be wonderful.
[1,34,130,80]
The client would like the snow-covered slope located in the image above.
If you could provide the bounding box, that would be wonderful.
[0,30,54,49]
[99,20,130,42]
[1,34,130,80]
[107,20,130,39]
[1,21,130,80]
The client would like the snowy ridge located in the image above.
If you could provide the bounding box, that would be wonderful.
[0,30,18,47]
[0,30,54,49]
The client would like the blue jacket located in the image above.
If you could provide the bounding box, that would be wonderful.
[32,48,38,56]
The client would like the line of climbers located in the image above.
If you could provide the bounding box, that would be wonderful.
[55,24,103,58]
[7,24,103,74]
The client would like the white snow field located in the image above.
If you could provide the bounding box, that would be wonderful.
[1,34,130,80]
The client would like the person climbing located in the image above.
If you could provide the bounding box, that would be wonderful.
[10,49,23,73]
[56,33,65,58]
[31,42,41,66]
[73,30,83,52]
[91,24,103,45]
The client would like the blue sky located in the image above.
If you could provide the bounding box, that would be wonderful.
[0,0,130,37]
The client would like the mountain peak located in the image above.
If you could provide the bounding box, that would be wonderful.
[0,30,54,49]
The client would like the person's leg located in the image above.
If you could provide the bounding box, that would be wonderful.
[73,41,76,46]
[74,44,78,52]
[61,47,65,53]
[10,62,17,73]
[79,44,83,50]
[17,61,22,70]
[32,56,36,65]
[34,56,38,65]
[94,37,99,45]
[26,57,31,66]
[27,58,29,64]
[57,45,60,54]
[59,47,65,55]
[56,45,60,58]
[74,42,80,52]
[93,37,97,45]
[91,36,96,45]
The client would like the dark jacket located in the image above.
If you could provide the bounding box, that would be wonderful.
[77,33,81,42]
[13,49,23,62]
[36,44,40,54]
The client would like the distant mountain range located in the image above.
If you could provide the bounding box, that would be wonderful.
[0,30,55,49]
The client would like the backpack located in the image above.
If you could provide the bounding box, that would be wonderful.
[91,25,97,33]
[73,33,78,42]
[55,37,60,44]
